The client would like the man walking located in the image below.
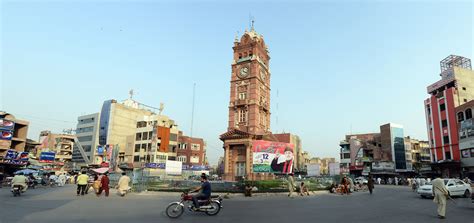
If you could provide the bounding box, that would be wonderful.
[287,173,296,197]
[98,173,110,197]
[368,174,375,195]
[117,172,131,197]
[432,176,449,219]
[76,171,88,196]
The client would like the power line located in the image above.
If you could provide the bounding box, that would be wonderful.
[13,113,76,123]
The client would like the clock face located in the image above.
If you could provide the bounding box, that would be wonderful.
[239,66,249,78]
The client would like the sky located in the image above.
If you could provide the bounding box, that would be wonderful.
[1,0,473,165]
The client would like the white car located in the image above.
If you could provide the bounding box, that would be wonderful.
[417,179,472,198]
[354,177,368,185]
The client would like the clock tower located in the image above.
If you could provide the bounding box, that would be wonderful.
[220,25,275,181]
[228,26,271,135]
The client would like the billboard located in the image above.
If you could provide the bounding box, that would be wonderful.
[252,140,294,174]
[2,150,29,165]
[371,161,395,171]
[165,160,183,175]
[0,119,14,131]
[0,130,13,140]
[329,162,340,176]
[39,152,56,163]
[459,119,474,149]
[307,164,320,177]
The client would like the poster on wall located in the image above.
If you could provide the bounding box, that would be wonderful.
[252,140,294,174]
[0,130,13,140]
[307,164,321,177]
[165,160,183,175]
[0,119,15,131]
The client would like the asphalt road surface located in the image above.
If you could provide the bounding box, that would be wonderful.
[0,184,473,223]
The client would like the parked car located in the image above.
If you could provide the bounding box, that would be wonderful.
[417,179,472,198]
[354,177,368,185]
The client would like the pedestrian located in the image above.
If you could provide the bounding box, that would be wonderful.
[74,173,79,184]
[464,177,471,185]
[368,174,374,195]
[85,174,95,194]
[299,182,310,196]
[116,172,131,197]
[98,173,110,197]
[92,174,101,194]
[377,177,381,185]
[76,171,88,196]
[244,184,252,197]
[348,177,354,194]
[0,171,4,188]
[58,173,66,187]
[287,173,296,197]
[432,176,449,219]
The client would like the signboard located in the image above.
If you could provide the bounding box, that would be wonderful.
[371,161,395,171]
[145,163,165,169]
[459,119,474,149]
[252,140,294,174]
[39,152,56,163]
[97,146,105,155]
[2,150,29,165]
[307,164,320,177]
[329,162,340,176]
[0,130,13,140]
[165,160,183,175]
[0,119,14,131]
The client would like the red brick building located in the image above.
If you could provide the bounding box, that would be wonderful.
[177,131,206,166]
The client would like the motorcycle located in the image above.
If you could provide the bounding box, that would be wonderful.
[165,191,223,218]
[11,185,23,197]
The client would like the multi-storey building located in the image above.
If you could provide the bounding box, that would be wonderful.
[381,123,408,171]
[37,131,75,171]
[0,112,30,171]
[455,100,474,179]
[73,113,100,164]
[131,114,179,168]
[407,138,431,175]
[177,131,206,167]
[424,55,473,177]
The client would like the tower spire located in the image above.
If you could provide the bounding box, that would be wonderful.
[251,19,255,31]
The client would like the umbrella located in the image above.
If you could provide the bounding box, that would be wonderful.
[15,169,38,175]
[91,167,109,174]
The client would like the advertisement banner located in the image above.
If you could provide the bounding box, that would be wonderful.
[252,140,294,174]
[0,119,15,131]
[307,164,320,177]
[39,152,56,163]
[165,160,183,175]
[2,150,29,165]
[0,130,13,140]
[97,146,105,155]
[371,161,395,171]
[329,162,340,176]
[145,163,165,169]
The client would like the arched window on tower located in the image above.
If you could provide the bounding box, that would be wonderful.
[458,112,465,122]
[466,108,472,119]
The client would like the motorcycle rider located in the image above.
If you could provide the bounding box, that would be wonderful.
[190,174,211,211]
[11,172,28,192]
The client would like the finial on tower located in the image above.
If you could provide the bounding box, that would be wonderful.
[251,19,255,31]
[234,31,239,42]
[129,89,134,99]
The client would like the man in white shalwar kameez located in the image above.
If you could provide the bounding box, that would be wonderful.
[432,177,449,219]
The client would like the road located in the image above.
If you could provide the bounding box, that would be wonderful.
[0,184,472,223]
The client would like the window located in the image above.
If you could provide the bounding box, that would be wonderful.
[463,87,467,91]
[466,109,472,119]
[169,133,178,141]
[191,143,201,151]
[464,99,468,102]
[148,132,153,139]
[134,144,140,152]
[147,143,152,151]
[443,136,450,144]
[440,103,446,111]
[445,151,451,160]
[458,112,465,122]
[343,153,350,159]
[82,145,92,152]
[142,133,148,141]
[79,118,95,124]
[135,133,142,141]
[441,120,448,128]
[177,156,187,163]
[133,156,140,162]
[77,136,93,142]
[427,106,431,115]
[190,156,200,163]
[179,143,187,150]
[141,143,147,150]
[136,121,147,128]
[239,92,247,100]
[76,127,93,133]
[239,109,247,123]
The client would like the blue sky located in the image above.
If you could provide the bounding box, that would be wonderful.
[1,0,473,165]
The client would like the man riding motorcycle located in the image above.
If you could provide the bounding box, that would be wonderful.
[11,172,28,192]
[189,174,211,211]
